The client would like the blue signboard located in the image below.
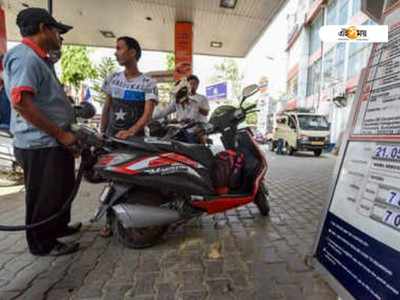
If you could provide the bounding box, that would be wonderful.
[206,82,227,100]
[316,209,400,300]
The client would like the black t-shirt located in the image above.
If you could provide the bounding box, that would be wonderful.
[102,72,158,136]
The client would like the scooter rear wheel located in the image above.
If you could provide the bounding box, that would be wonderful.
[113,219,168,249]
[112,190,169,249]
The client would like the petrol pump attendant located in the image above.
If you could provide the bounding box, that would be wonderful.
[3,8,81,256]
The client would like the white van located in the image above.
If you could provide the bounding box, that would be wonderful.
[272,110,330,157]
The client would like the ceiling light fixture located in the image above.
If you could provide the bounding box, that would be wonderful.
[220,0,237,9]
[210,41,223,48]
[100,30,116,38]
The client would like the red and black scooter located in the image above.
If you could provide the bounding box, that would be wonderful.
[75,84,270,248]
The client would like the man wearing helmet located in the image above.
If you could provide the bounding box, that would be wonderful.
[153,75,209,123]
[152,76,209,143]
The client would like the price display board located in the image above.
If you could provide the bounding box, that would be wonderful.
[313,3,400,300]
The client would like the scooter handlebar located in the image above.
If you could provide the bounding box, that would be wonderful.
[244,104,257,112]
[71,124,104,148]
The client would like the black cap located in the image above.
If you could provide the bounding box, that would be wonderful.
[17,7,73,34]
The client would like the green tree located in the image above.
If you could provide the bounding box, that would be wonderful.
[91,57,118,104]
[210,59,244,103]
[157,53,176,104]
[166,53,175,71]
[61,46,97,94]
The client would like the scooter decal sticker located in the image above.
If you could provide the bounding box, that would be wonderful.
[112,154,202,177]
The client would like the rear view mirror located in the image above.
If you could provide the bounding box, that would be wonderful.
[240,84,259,107]
[242,84,259,99]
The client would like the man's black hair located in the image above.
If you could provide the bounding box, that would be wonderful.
[117,36,142,61]
[187,74,199,84]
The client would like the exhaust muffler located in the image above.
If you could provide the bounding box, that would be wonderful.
[112,204,182,228]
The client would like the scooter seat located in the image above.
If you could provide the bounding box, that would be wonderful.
[171,141,214,169]
[145,139,214,169]
[111,137,214,169]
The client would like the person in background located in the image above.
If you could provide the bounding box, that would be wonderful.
[100,36,158,140]
[332,131,345,156]
[152,77,209,143]
[187,74,210,122]
[153,78,202,122]
[152,75,210,123]
[99,36,158,237]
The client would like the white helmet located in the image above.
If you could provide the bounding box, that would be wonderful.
[171,77,191,104]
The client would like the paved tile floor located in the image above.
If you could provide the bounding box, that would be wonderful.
[0,150,338,300]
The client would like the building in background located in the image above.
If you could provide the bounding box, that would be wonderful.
[285,0,375,144]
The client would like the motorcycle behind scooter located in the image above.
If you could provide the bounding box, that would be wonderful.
[74,84,270,248]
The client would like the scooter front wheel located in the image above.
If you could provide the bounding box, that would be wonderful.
[254,184,270,216]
